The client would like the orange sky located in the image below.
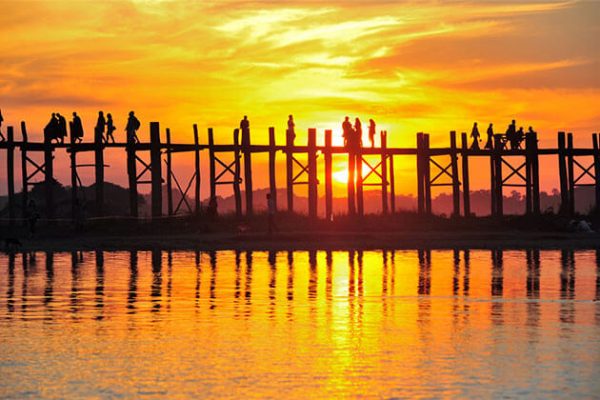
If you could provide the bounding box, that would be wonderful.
[1,0,599,196]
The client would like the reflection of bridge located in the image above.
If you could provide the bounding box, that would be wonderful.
[3,249,599,322]
[1,121,599,224]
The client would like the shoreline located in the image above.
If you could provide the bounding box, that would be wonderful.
[4,231,600,252]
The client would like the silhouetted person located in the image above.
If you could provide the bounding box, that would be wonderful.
[240,115,250,145]
[354,118,363,148]
[485,123,494,150]
[71,112,84,143]
[267,193,277,235]
[368,119,376,148]
[126,111,140,144]
[470,122,480,150]
[95,111,106,143]
[342,116,352,147]
[26,200,39,238]
[106,113,116,143]
[0,108,4,142]
[516,127,525,148]
[287,115,295,142]
[56,113,67,144]
[44,113,60,143]
[506,119,517,149]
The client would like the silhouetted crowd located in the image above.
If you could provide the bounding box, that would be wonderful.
[43,111,141,144]
[470,120,537,150]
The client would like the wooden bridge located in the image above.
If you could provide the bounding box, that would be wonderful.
[1,120,599,225]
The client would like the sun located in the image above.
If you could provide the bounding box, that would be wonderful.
[333,169,349,184]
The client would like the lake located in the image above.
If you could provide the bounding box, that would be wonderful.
[1,249,599,398]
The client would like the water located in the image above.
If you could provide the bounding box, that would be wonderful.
[0,249,599,399]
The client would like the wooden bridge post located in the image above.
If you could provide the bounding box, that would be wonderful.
[308,128,318,219]
[348,142,356,216]
[193,124,201,214]
[6,127,15,226]
[490,143,496,217]
[94,120,104,217]
[286,127,294,213]
[268,127,277,212]
[324,129,333,221]
[567,132,575,215]
[233,129,242,217]
[531,132,541,215]
[450,131,460,217]
[44,128,55,220]
[356,142,364,217]
[525,133,533,215]
[416,133,424,214]
[461,132,471,217]
[493,135,503,216]
[208,128,216,206]
[150,122,162,218]
[242,127,253,216]
[593,134,600,213]
[424,134,432,215]
[381,131,388,215]
[166,128,173,216]
[126,132,138,217]
[20,122,28,219]
[557,132,569,215]
[69,124,78,220]
[389,149,396,214]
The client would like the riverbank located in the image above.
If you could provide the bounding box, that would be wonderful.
[2,212,600,251]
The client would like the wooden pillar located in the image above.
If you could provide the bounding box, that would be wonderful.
[424,134,432,215]
[567,132,575,215]
[94,119,104,217]
[450,131,460,217]
[150,122,162,218]
[324,129,333,221]
[242,127,253,216]
[126,134,138,217]
[389,152,396,213]
[6,127,15,226]
[557,132,568,215]
[193,124,201,214]
[286,127,294,213]
[20,122,28,219]
[69,124,78,221]
[531,132,540,215]
[593,133,600,213]
[416,133,424,215]
[381,131,388,215]
[356,143,364,217]
[347,146,356,216]
[493,135,503,216]
[166,128,173,216]
[233,129,242,218]
[208,128,216,205]
[268,127,277,212]
[44,129,54,220]
[461,132,471,217]
[525,132,533,215]
[308,128,318,218]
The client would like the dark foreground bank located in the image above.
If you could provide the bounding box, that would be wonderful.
[2,212,600,251]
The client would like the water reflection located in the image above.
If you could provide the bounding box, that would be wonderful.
[1,249,599,398]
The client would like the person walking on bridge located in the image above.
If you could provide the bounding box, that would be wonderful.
[95,111,106,143]
[287,115,295,143]
[368,119,376,148]
[71,112,84,143]
[126,111,141,144]
[470,122,481,150]
[342,116,352,147]
[106,113,116,143]
[484,123,494,150]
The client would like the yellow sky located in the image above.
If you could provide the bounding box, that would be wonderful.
[1,0,599,195]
